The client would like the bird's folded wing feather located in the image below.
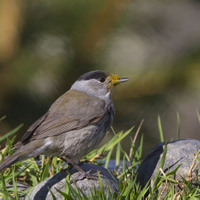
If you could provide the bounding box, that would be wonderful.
[20,90,108,144]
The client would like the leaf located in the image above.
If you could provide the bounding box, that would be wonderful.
[116,143,121,170]
[122,179,135,198]
[103,127,134,153]
[104,146,113,169]
[153,142,167,191]
[158,115,164,142]
[48,187,57,200]
[40,156,52,181]
[0,115,6,122]
[165,164,181,177]
[98,172,104,192]
[55,188,73,200]
[136,181,150,199]
[177,112,180,139]
[0,172,15,200]
[12,166,19,200]
[0,124,23,144]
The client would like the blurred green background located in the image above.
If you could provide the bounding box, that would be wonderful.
[0,0,200,156]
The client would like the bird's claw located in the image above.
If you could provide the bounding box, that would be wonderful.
[69,170,104,184]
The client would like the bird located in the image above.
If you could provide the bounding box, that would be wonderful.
[0,70,128,172]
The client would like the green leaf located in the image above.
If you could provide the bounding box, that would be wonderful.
[165,164,181,177]
[136,181,150,199]
[2,164,31,184]
[153,142,167,191]
[98,172,104,192]
[122,154,126,173]
[104,127,134,152]
[160,176,178,184]
[177,112,180,139]
[158,115,164,142]
[116,143,121,170]
[0,172,15,200]
[12,166,19,200]
[48,187,57,200]
[0,124,23,144]
[55,188,73,199]
[0,115,6,122]
[122,179,135,198]
[104,146,113,169]
[40,157,52,181]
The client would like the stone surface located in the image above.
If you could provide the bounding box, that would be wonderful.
[26,163,119,199]
[0,182,28,200]
[137,139,200,193]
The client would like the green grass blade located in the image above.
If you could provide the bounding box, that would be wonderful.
[98,172,104,192]
[0,172,15,200]
[40,157,52,181]
[2,164,31,184]
[122,179,136,198]
[64,174,70,196]
[0,115,6,122]
[153,142,167,191]
[55,188,73,199]
[48,187,57,200]
[158,115,164,142]
[104,146,114,169]
[0,124,23,143]
[116,143,121,170]
[105,127,134,152]
[177,112,180,139]
[122,154,126,173]
[165,164,181,177]
[136,181,150,199]
[12,166,18,200]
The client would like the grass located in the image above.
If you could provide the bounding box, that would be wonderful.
[0,114,200,199]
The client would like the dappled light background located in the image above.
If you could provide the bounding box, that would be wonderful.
[0,0,200,156]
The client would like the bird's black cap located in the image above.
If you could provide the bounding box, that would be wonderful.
[77,70,108,83]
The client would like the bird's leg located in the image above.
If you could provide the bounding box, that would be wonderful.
[59,156,74,170]
[59,156,85,172]
[60,156,98,182]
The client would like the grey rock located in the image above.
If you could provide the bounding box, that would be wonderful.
[137,139,200,192]
[0,182,28,200]
[26,163,119,200]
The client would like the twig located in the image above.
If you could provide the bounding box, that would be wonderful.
[186,151,199,180]
[90,152,101,162]
[159,168,168,199]
[128,119,144,160]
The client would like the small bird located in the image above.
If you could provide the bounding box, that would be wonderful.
[0,70,128,171]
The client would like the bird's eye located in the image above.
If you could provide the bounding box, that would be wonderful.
[98,77,106,83]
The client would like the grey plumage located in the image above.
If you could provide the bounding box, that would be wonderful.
[0,70,128,171]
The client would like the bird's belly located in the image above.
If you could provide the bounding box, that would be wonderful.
[59,124,107,161]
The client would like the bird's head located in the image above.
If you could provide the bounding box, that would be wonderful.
[71,70,129,99]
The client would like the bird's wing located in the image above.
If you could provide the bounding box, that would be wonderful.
[20,90,111,143]
[17,112,49,145]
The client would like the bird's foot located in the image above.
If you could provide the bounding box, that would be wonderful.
[69,170,104,184]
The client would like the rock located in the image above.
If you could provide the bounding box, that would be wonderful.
[0,182,28,200]
[137,139,200,194]
[26,163,119,199]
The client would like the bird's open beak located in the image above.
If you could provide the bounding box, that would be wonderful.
[109,74,129,86]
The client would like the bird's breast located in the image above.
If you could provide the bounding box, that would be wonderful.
[61,108,114,161]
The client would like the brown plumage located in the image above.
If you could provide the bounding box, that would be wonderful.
[0,70,128,171]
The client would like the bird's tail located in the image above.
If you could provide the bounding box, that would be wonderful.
[0,151,20,171]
